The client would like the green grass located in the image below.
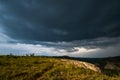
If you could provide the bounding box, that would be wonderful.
[0,56,120,80]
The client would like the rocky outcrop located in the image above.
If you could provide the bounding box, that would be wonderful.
[61,59,101,73]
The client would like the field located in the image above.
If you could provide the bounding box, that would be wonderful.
[0,55,120,80]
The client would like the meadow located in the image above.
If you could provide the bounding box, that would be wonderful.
[0,55,120,80]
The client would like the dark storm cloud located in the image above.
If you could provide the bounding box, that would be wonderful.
[0,0,120,42]
[36,37,120,52]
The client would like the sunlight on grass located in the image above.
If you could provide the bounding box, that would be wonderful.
[0,56,120,80]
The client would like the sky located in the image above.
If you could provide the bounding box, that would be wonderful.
[0,0,120,57]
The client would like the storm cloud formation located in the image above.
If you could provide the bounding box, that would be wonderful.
[0,0,120,57]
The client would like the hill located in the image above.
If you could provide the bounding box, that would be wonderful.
[54,56,120,77]
[0,56,120,80]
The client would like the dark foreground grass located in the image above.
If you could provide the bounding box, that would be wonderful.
[0,56,120,80]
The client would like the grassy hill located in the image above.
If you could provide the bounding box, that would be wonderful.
[0,55,120,80]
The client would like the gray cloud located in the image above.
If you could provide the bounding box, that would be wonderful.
[36,37,120,52]
[0,0,120,42]
[69,44,120,58]
[0,0,120,57]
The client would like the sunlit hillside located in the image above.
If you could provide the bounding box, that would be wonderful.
[0,55,120,80]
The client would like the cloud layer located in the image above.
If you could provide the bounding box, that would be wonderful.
[0,0,120,57]
[0,0,120,42]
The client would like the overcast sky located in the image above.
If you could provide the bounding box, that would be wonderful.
[0,0,120,57]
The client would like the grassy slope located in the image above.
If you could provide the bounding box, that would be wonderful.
[0,56,120,80]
